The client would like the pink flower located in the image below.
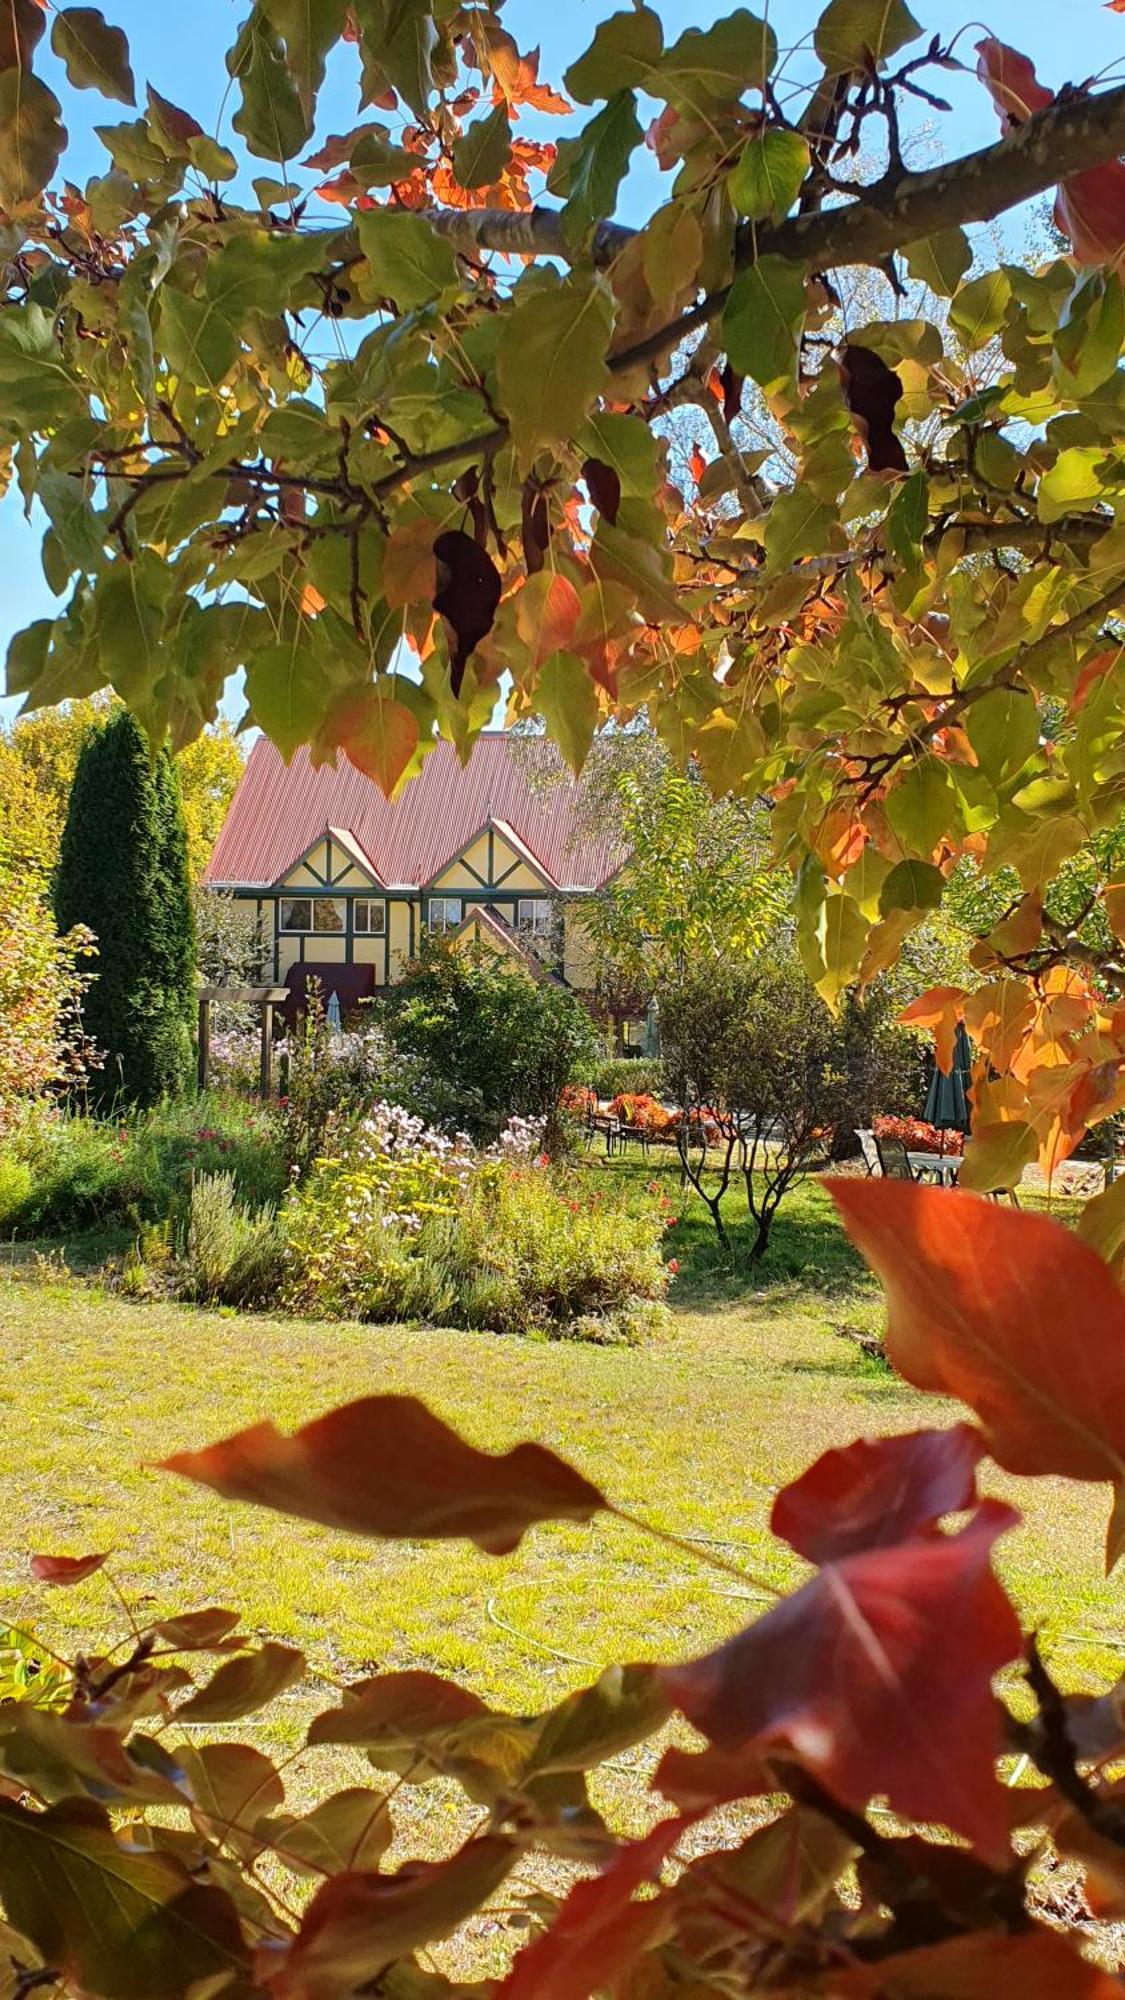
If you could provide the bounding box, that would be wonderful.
[537,1153,550,1168]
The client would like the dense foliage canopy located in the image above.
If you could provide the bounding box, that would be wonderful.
[4,0,1125,1177]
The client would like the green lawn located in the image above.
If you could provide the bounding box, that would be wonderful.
[2,1169,1121,1744]
[2,1152,1122,1967]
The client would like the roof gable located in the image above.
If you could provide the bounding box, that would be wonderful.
[206,734,625,893]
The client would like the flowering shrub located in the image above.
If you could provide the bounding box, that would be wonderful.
[282,1109,666,1338]
[560,1082,598,1120]
[875,1114,965,1156]
[0,839,98,1137]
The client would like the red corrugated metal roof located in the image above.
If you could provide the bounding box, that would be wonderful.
[205,733,626,892]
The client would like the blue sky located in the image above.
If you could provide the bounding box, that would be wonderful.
[0,0,1118,728]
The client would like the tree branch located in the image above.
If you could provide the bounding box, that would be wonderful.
[418,82,1125,392]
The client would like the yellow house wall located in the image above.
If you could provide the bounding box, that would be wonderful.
[332,862,368,888]
[283,863,321,889]
[388,900,414,980]
[352,937,382,970]
[277,934,301,979]
[496,860,546,891]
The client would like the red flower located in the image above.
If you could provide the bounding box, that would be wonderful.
[667,1257,680,1274]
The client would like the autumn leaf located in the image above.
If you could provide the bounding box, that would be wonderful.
[432,528,502,694]
[899,985,965,1074]
[496,1817,685,2000]
[159,1394,606,1554]
[662,1501,1021,1861]
[771,1425,985,1565]
[29,1551,110,1587]
[828,1178,1125,1568]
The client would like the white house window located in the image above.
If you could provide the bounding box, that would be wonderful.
[517,897,553,939]
[428,896,462,933]
[280,897,345,933]
[353,899,386,936]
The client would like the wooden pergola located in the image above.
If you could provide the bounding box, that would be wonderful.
[197,986,290,1099]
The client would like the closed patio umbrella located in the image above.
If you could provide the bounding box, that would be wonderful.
[326,989,342,1032]
[924,1020,972,1153]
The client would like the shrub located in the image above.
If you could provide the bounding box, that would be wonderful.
[279,997,397,1181]
[0,833,98,1136]
[383,940,597,1144]
[430,1161,669,1337]
[0,1156,32,1230]
[609,1092,678,1138]
[177,1172,284,1308]
[874,1114,965,1156]
[0,1095,285,1239]
[281,1109,668,1337]
[585,1056,667,1100]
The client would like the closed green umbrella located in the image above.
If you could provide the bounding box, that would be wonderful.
[924,1020,972,1150]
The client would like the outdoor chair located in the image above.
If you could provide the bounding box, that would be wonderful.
[872,1134,921,1181]
[856,1129,881,1176]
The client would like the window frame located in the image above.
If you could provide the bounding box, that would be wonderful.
[516,896,554,940]
[353,899,387,937]
[279,896,346,935]
[428,895,463,934]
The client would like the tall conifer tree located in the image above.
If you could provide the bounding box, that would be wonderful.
[55,711,196,1107]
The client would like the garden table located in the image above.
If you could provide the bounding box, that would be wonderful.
[907,1151,961,1187]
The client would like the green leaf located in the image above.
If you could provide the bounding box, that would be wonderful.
[813,0,922,73]
[884,467,927,563]
[351,0,436,119]
[537,651,600,776]
[965,688,1041,787]
[228,11,310,161]
[451,101,511,190]
[259,1789,393,1877]
[257,0,347,120]
[905,227,972,298]
[0,72,66,205]
[549,92,642,248]
[949,269,1011,351]
[357,209,458,309]
[50,8,135,103]
[496,276,614,471]
[37,471,105,575]
[641,201,703,303]
[244,640,340,760]
[0,1796,249,2000]
[728,127,809,220]
[576,412,660,497]
[186,133,238,182]
[1037,445,1108,523]
[958,1121,1038,1196]
[177,1643,305,1724]
[885,755,960,857]
[565,6,663,103]
[159,291,239,391]
[654,11,777,105]
[878,858,944,916]
[803,891,869,1009]
[763,488,836,575]
[1054,271,1125,399]
[722,256,806,391]
[94,554,172,707]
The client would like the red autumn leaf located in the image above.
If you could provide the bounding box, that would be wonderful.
[655,1738,773,1811]
[270,1836,516,2000]
[974,38,1053,127]
[830,1923,1121,1996]
[433,528,502,695]
[582,456,621,526]
[1056,162,1125,268]
[839,344,908,474]
[719,359,743,422]
[155,1607,242,1650]
[827,1178,1125,1569]
[29,1552,110,1588]
[159,1394,605,1555]
[1072,648,1119,714]
[307,1669,490,1759]
[661,1502,1021,1863]
[688,442,707,487]
[771,1424,985,1566]
[976,40,1125,266]
[495,1816,687,2000]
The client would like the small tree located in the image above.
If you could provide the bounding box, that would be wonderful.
[0,833,97,1135]
[54,711,196,1109]
[384,941,596,1146]
[661,957,858,1261]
